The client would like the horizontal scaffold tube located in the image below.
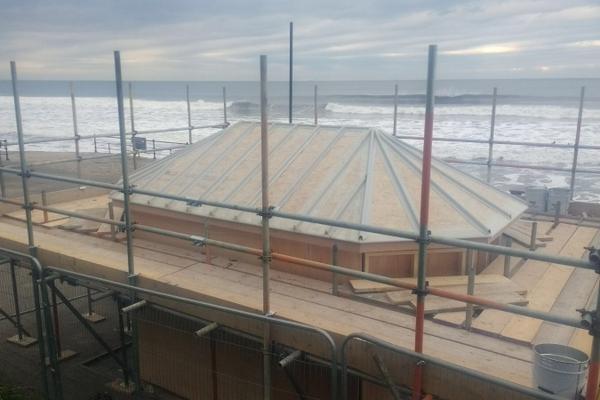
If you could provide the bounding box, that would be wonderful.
[133,224,585,329]
[394,135,600,151]
[1,124,228,146]
[341,333,565,400]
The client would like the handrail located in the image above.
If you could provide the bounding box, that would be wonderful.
[340,333,564,400]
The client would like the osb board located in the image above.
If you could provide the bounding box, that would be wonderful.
[350,274,511,294]
[471,223,578,336]
[0,220,183,282]
[534,228,600,345]
[498,226,596,344]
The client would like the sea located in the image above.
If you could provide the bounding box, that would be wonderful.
[0,79,599,202]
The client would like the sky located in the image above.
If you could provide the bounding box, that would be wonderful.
[1,0,599,81]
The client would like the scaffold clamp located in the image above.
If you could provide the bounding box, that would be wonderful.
[577,308,600,336]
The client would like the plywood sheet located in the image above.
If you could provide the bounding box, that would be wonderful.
[499,227,596,344]
[471,223,578,336]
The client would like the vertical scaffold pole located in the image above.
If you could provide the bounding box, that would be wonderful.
[288,21,293,124]
[314,85,318,125]
[570,86,585,200]
[70,82,81,178]
[222,86,228,126]
[0,152,5,198]
[487,87,497,183]
[412,45,437,400]
[393,83,398,136]
[129,82,137,170]
[186,84,193,143]
[114,51,141,395]
[12,60,63,399]
[260,54,272,400]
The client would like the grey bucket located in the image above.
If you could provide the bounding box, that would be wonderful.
[533,343,589,399]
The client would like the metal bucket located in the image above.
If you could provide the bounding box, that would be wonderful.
[533,343,588,398]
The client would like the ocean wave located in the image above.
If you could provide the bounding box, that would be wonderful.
[324,102,592,120]
[329,93,596,106]
[195,99,232,110]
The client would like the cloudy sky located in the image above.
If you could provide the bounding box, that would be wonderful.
[2,0,599,80]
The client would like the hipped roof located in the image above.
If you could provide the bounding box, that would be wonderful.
[117,121,527,243]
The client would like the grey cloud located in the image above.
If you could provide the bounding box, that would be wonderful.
[0,0,598,80]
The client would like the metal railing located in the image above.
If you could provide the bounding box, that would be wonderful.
[2,47,599,400]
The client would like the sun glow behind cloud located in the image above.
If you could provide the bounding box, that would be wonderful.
[444,44,520,56]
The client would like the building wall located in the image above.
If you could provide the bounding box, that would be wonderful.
[130,204,482,280]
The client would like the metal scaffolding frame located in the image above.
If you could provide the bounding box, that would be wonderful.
[1,46,600,400]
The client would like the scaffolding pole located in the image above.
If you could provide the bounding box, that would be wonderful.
[69,82,82,178]
[570,86,585,199]
[114,51,141,395]
[393,83,398,136]
[412,44,436,400]
[314,84,318,125]
[260,54,272,400]
[222,86,228,126]
[486,87,497,183]
[186,84,193,143]
[288,21,293,124]
[11,60,63,400]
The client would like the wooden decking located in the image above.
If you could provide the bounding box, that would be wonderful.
[0,198,597,397]
[433,220,598,348]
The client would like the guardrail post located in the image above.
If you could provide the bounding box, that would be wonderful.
[108,202,116,241]
[0,153,6,198]
[114,50,141,396]
[7,259,36,345]
[116,297,131,386]
[70,82,82,178]
[314,84,318,125]
[529,221,538,251]
[186,84,192,143]
[129,82,138,170]
[503,236,512,277]
[464,249,475,330]
[570,86,585,200]
[393,83,398,136]
[412,44,436,400]
[41,190,48,223]
[260,54,272,400]
[288,21,293,124]
[331,243,339,295]
[487,87,497,183]
[222,86,228,126]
